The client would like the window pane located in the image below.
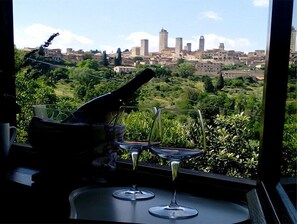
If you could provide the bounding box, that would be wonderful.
[13,0,269,180]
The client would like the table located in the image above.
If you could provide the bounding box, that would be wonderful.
[69,185,250,223]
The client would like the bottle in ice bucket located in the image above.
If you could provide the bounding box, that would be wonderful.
[28,68,155,172]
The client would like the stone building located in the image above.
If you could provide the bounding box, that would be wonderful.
[131,47,140,56]
[194,60,222,75]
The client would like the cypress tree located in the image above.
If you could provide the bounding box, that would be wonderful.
[216,72,225,90]
[116,48,122,66]
[204,76,215,93]
[102,50,109,67]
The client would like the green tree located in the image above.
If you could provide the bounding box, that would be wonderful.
[176,87,200,109]
[234,93,246,113]
[98,67,115,79]
[231,77,245,87]
[68,67,101,100]
[177,62,195,78]
[133,56,143,62]
[216,72,224,90]
[102,50,109,67]
[203,76,215,93]
[155,65,172,78]
[176,58,185,64]
[82,52,93,60]
[49,67,69,84]
[77,59,100,70]
[114,48,122,66]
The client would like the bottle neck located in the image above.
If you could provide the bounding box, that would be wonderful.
[111,68,155,101]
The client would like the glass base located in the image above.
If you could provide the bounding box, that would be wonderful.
[112,188,155,201]
[149,204,198,219]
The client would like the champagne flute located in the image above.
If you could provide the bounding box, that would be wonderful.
[112,106,157,200]
[148,108,205,219]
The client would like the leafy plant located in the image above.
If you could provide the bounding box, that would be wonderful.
[189,113,259,179]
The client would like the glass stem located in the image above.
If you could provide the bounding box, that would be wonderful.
[131,151,139,171]
[131,150,139,191]
[131,184,138,191]
[169,189,178,207]
[169,160,180,207]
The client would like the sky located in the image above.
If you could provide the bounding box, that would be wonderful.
[13,0,297,54]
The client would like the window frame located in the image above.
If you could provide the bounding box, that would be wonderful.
[248,0,297,223]
[0,0,296,222]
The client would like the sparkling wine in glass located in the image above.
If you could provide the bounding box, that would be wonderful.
[112,106,157,200]
[148,108,205,219]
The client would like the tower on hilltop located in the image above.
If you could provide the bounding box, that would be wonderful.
[159,28,168,52]
[186,43,192,52]
[199,36,205,52]
[175,37,183,56]
[140,39,149,56]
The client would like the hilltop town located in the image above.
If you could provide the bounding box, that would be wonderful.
[22,27,297,80]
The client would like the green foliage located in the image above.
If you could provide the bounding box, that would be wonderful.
[82,52,93,60]
[68,65,115,101]
[14,47,26,72]
[133,56,143,62]
[202,55,212,59]
[288,63,297,80]
[176,58,185,64]
[77,59,100,70]
[118,110,259,179]
[102,50,109,66]
[49,68,69,84]
[196,92,235,120]
[222,64,238,70]
[282,114,297,176]
[203,76,216,93]
[191,113,259,178]
[16,70,57,143]
[287,82,297,102]
[231,78,245,87]
[14,49,295,178]
[158,112,204,149]
[176,62,195,78]
[117,110,160,163]
[154,65,172,78]
[114,48,122,66]
[216,72,224,90]
[175,87,200,109]
[222,64,246,70]
[121,110,154,141]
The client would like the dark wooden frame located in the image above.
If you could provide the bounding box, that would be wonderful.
[247,0,297,223]
[0,0,17,124]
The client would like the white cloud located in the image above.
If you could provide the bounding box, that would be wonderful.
[252,0,269,7]
[191,33,251,52]
[14,23,93,52]
[200,11,222,21]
